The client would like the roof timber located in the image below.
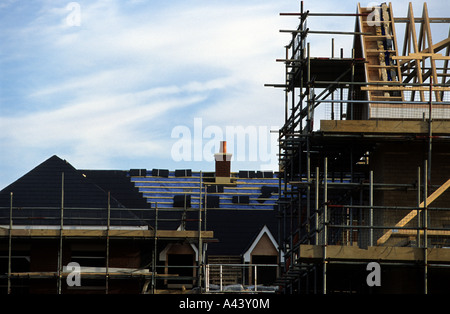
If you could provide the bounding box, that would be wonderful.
[0,228,213,240]
[298,244,450,263]
[320,119,450,134]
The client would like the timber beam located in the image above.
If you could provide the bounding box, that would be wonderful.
[320,120,450,134]
[298,244,450,263]
[0,228,214,240]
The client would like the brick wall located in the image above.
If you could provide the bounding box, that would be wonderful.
[370,141,450,245]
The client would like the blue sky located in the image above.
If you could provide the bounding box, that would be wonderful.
[0,0,448,189]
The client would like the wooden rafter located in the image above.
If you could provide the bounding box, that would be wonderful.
[441,27,450,100]
[397,2,450,102]
[422,3,441,101]
[405,2,425,101]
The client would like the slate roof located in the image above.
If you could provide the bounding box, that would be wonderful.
[205,210,278,256]
[0,155,280,257]
[79,169,151,210]
[0,155,150,226]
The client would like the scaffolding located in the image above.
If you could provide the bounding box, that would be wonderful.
[0,173,212,294]
[267,1,450,294]
[0,167,281,294]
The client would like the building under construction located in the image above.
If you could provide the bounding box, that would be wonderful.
[0,142,280,294]
[267,2,450,293]
[2,1,450,296]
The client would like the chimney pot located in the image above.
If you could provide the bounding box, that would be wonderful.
[220,141,227,153]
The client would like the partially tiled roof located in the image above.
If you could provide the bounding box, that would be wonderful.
[130,169,279,211]
[129,169,280,255]
[0,156,280,256]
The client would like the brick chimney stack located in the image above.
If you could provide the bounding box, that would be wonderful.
[214,141,232,184]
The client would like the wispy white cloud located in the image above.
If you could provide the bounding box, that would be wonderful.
[0,0,337,187]
[2,0,447,189]
[0,80,225,155]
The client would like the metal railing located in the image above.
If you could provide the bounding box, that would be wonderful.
[204,263,279,293]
